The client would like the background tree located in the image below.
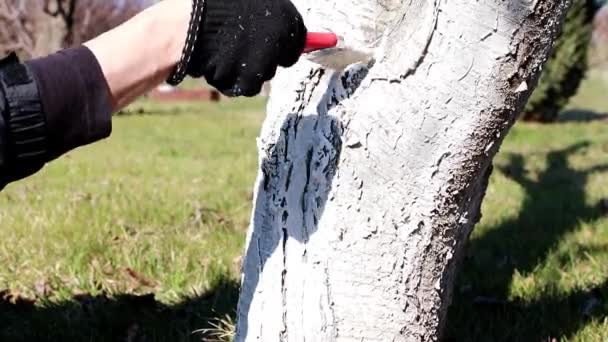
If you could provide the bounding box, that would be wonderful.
[70,0,155,46]
[43,0,155,47]
[43,0,77,46]
[522,0,596,122]
[1,0,154,59]
[234,0,571,340]
[0,1,44,58]
[591,2,608,69]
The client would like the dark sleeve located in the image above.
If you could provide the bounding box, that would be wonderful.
[0,46,113,190]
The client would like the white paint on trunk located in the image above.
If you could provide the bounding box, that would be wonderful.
[235,0,571,341]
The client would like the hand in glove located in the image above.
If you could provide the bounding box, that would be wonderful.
[168,0,307,97]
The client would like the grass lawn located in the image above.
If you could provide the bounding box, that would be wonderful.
[0,98,265,341]
[0,74,606,341]
[447,121,608,341]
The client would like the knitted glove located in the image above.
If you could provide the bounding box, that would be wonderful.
[175,0,307,97]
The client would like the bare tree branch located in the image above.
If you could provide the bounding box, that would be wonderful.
[69,0,153,45]
[0,0,40,58]
[0,0,154,58]
[43,0,77,45]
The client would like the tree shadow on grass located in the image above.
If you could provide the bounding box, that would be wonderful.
[0,276,240,342]
[446,279,608,342]
[558,109,608,122]
[446,141,608,341]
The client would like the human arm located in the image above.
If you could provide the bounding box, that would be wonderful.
[0,0,192,189]
[83,0,192,111]
[86,0,308,108]
[0,0,307,190]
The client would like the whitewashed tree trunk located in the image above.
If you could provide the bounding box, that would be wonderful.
[235,0,571,341]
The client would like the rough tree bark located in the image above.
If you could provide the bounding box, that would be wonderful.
[236,0,571,341]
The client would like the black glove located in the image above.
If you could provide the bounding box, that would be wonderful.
[187,0,307,97]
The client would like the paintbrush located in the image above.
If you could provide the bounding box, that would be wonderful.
[302,32,373,70]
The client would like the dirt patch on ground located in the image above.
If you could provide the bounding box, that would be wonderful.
[148,86,221,102]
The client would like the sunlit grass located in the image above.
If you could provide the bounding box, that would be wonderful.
[0,74,606,341]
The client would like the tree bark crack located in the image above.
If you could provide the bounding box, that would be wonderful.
[301,147,314,244]
[370,0,440,84]
[398,0,440,80]
[280,227,288,341]
[324,263,337,337]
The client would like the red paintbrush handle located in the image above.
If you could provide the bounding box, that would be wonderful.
[303,32,338,53]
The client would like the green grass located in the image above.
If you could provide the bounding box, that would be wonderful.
[0,74,606,341]
[446,119,608,341]
[446,74,608,341]
[0,97,265,341]
[565,71,608,115]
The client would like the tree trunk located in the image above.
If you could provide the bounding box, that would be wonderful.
[235,0,571,340]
